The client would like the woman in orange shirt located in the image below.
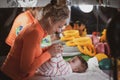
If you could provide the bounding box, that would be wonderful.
[0,1,69,80]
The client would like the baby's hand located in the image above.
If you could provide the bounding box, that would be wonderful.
[47,43,63,57]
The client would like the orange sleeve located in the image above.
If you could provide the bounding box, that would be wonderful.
[5,14,23,46]
[20,27,51,73]
[42,46,50,52]
[5,12,32,46]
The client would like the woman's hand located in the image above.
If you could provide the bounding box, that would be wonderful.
[47,43,63,57]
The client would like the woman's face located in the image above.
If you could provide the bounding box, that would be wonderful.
[49,19,66,34]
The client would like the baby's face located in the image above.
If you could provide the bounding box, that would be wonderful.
[68,56,84,73]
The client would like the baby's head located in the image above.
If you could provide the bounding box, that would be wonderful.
[68,56,88,73]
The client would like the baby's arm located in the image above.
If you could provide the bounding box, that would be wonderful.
[36,55,58,76]
[36,54,72,77]
[57,54,72,75]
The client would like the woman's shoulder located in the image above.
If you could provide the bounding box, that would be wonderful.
[14,11,31,22]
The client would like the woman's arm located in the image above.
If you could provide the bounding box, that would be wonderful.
[20,27,51,73]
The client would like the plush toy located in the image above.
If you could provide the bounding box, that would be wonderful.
[99,58,112,70]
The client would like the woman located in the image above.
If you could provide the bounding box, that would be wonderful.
[0,1,69,80]
[6,0,67,47]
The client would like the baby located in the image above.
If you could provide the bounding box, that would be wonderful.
[36,54,88,77]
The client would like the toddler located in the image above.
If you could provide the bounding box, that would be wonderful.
[36,54,88,77]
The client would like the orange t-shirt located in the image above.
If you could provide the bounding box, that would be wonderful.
[1,20,51,80]
[6,10,34,46]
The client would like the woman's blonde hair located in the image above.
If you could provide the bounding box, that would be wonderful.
[42,0,69,23]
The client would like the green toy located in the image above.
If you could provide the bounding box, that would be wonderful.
[99,58,112,70]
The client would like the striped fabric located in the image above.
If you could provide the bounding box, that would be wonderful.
[36,54,72,77]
